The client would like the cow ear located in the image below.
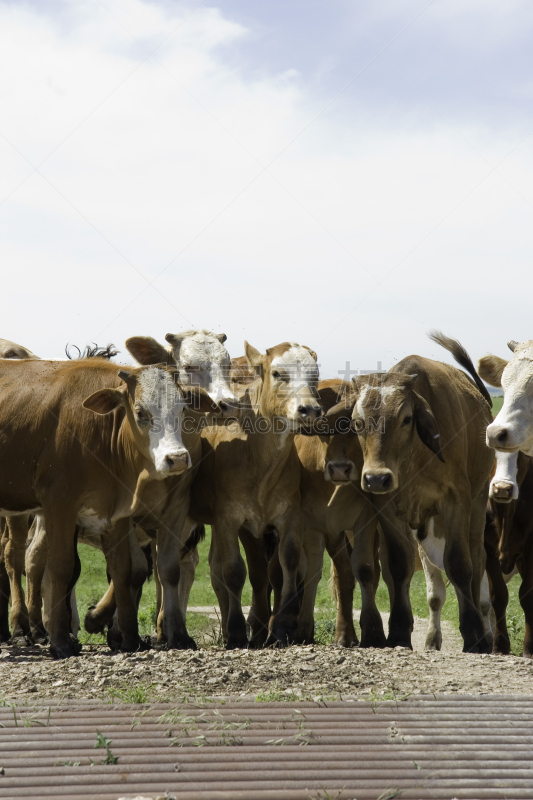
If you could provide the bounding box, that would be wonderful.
[126,337,171,366]
[244,341,264,377]
[508,340,519,353]
[413,392,444,462]
[303,345,318,361]
[83,388,126,415]
[477,355,508,388]
[215,333,227,344]
[182,387,221,414]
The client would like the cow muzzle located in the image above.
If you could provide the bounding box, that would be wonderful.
[490,480,518,503]
[325,460,357,485]
[486,424,519,452]
[162,451,190,475]
[362,469,395,494]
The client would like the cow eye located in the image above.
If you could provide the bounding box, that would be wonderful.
[402,415,412,426]
[136,409,151,425]
[272,371,281,379]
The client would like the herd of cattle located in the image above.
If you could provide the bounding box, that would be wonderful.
[0,330,531,661]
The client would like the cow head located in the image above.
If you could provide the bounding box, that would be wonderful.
[126,330,239,418]
[0,338,38,360]
[482,341,533,456]
[326,372,443,495]
[313,380,361,485]
[83,365,220,479]
[245,341,321,431]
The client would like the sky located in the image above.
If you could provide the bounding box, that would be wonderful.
[1,0,533,375]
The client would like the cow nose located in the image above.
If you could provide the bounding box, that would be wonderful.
[362,470,394,494]
[491,481,515,502]
[487,425,510,449]
[164,452,189,473]
[326,460,355,483]
[298,404,322,421]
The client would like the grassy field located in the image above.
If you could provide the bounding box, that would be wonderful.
[76,393,524,655]
[76,533,526,656]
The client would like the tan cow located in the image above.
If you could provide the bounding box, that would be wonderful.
[190,341,322,648]
[326,332,494,653]
[0,357,218,657]
[78,330,238,648]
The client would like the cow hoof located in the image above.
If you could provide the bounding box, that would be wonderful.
[335,636,359,648]
[264,634,290,649]
[387,636,412,650]
[10,634,32,648]
[226,637,249,650]
[50,636,82,659]
[360,633,387,649]
[30,625,49,645]
[167,636,197,651]
[106,628,122,652]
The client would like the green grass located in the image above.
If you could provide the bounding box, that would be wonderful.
[492,395,503,415]
[75,523,526,655]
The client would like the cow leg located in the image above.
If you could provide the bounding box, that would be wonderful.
[101,519,142,653]
[518,545,533,658]
[351,504,385,648]
[296,527,324,645]
[441,503,489,654]
[266,509,302,646]
[210,522,248,649]
[484,522,510,654]
[418,545,446,651]
[326,532,357,647]
[44,509,81,659]
[178,547,199,622]
[0,524,11,641]
[469,493,493,652]
[3,515,31,640]
[107,530,150,649]
[240,529,270,648]
[377,510,414,649]
[157,515,196,650]
[25,517,49,642]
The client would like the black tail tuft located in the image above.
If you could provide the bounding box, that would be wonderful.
[181,524,206,558]
[65,343,119,360]
[428,330,492,407]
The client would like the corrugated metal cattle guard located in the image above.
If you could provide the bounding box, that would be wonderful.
[0,695,533,799]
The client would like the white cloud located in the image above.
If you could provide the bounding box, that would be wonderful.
[0,0,532,375]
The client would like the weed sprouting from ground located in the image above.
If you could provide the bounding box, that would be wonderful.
[95,730,118,764]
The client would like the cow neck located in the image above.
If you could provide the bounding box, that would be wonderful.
[111,405,154,515]
[243,380,298,505]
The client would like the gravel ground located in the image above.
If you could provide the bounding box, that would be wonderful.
[1,615,532,702]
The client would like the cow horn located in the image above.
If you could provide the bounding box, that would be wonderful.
[507,340,518,353]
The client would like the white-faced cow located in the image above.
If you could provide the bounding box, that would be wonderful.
[190,341,322,648]
[0,357,218,657]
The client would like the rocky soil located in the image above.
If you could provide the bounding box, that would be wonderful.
[1,615,532,702]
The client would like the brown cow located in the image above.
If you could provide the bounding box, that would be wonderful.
[325,332,494,653]
[190,341,322,648]
[79,330,238,648]
[0,357,218,657]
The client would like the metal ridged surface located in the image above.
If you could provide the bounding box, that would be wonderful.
[0,696,533,799]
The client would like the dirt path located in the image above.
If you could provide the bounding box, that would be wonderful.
[1,612,531,703]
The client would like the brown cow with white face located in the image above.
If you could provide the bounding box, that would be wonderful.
[326,332,494,653]
[0,357,218,657]
[190,341,322,648]
[81,330,239,648]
